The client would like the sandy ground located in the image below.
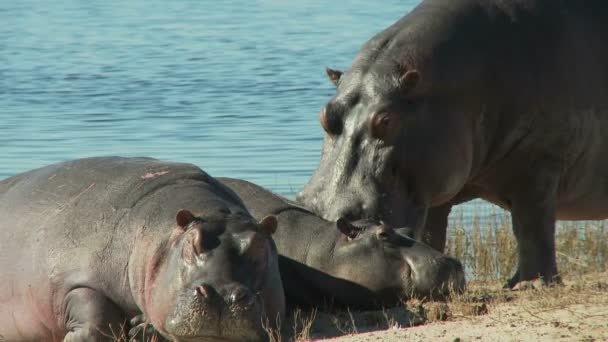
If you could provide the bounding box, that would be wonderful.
[315,300,607,342]
[281,272,608,342]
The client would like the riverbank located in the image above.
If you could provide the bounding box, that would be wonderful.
[275,272,607,341]
[276,217,608,341]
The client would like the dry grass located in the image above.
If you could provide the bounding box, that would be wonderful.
[446,210,608,282]
[321,273,608,342]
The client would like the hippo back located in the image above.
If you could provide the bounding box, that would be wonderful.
[217,177,311,218]
[0,157,285,341]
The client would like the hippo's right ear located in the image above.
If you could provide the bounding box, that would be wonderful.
[258,215,278,235]
[326,67,343,87]
[176,209,196,230]
[399,69,420,91]
[336,218,359,239]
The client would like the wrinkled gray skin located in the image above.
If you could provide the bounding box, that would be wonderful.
[219,178,464,308]
[0,157,284,341]
[298,0,608,288]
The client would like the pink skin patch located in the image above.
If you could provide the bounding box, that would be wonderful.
[141,171,169,179]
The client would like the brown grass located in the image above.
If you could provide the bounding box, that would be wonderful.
[446,211,608,282]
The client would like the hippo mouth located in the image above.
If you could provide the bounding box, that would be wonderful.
[167,307,266,342]
[402,255,466,298]
[165,286,266,341]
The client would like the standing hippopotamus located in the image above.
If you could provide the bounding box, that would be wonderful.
[218,178,464,308]
[297,0,608,287]
[0,157,284,341]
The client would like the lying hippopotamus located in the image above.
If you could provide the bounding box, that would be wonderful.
[298,0,608,287]
[219,177,465,308]
[0,157,284,341]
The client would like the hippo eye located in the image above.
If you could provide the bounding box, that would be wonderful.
[377,231,390,241]
[370,113,393,140]
[375,225,394,242]
[320,106,343,135]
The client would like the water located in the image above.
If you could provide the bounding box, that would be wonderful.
[1,0,502,223]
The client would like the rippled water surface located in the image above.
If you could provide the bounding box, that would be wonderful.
[2,0,506,221]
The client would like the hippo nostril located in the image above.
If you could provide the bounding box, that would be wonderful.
[227,287,250,305]
[194,284,212,299]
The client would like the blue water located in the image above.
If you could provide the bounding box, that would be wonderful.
[1,0,506,223]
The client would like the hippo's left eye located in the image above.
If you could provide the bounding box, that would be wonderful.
[377,230,390,241]
[370,112,394,140]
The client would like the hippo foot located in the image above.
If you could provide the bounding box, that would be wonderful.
[128,315,166,342]
[511,279,546,291]
[503,271,562,290]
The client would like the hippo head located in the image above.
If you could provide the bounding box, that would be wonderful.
[326,219,465,304]
[144,209,283,341]
[297,49,477,235]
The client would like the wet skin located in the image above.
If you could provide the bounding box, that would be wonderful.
[0,157,284,341]
[297,0,608,287]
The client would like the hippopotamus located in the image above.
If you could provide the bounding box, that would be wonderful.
[297,0,608,288]
[218,177,465,308]
[0,157,284,341]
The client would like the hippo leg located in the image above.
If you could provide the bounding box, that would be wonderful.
[506,176,560,288]
[422,203,453,252]
[63,288,127,342]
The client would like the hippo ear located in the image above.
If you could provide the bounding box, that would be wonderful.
[176,209,196,230]
[336,218,359,239]
[326,67,343,86]
[399,70,420,90]
[258,215,277,235]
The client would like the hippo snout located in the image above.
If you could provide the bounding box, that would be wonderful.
[406,253,466,298]
[437,256,466,293]
[192,283,256,312]
[166,282,265,341]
